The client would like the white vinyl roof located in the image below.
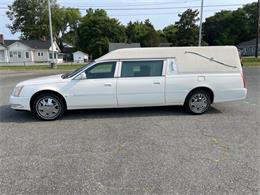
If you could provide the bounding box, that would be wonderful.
[96,46,242,73]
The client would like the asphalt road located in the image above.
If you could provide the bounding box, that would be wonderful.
[0,68,259,194]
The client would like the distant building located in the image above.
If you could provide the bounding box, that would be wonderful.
[0,34,63,64]
[237,39,260,56]
[109,43,141,52]
[62,42,75,62]
[73,51,88,63]
[159,42,172,47]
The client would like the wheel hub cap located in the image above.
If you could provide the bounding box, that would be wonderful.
[37,97,60,119]
[189,93,208,113]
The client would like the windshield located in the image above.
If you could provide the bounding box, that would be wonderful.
[61,62,95,79]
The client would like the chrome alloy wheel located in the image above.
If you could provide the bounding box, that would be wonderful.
[36,97,61,120]
[189,93,209,114]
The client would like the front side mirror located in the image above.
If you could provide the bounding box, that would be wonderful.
[75,72,87,80]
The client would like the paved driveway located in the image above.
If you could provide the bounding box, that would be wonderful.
[0,68,259,194]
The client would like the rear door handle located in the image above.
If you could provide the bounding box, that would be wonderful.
[104,83,112,86]
[153,82,160,84]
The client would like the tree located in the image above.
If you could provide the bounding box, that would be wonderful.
[162,24,177,44]
[203,2,257,45]
[126,20,160,47]
[157,30,168,43]
[52,7,81,50]
[6,0,56,40]
[174,9,199,46]
[77,9,126,59]
[6,0,81,50]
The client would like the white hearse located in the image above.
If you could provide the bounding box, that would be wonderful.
[9,46,247,120]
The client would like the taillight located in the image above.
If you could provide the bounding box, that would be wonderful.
[241,73,246,88]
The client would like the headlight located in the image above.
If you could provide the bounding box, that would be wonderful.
[13,85,24,97]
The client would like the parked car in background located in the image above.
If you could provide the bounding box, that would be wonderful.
[9,46,247,120]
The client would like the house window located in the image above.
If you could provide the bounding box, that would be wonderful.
[13,51,17,57]
[18,51,21,58]
[25,52,29,59]
[38,52,44,56]
[49,53,57,59]
[10,51,13,58]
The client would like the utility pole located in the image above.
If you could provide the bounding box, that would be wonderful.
[255,0,260,58]
[48,0,56,68]
[198,0,204,46]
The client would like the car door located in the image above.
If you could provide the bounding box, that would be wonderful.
[65,61,118,108]
[117,60,165,106]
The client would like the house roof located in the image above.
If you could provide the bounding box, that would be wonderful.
[73,51,88,55]
[4,40,52,49]
[237,39,260,47]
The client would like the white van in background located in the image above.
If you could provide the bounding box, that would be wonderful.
[10,46,247,120]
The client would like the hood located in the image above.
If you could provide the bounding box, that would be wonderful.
[18,74,67,86]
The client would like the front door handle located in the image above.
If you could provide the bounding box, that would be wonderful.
[104,83,112,86]
[153,82,160,84]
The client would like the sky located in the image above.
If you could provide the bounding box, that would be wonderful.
[0,0,257,39]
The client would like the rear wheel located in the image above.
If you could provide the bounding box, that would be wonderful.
[185,90,211,114]
[32,94,65,120]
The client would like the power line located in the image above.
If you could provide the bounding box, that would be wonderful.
[109,8,238,17]
[0,3,245,11]
[61,0,201,8]
[94,4,244,11]
[0,7,240,17]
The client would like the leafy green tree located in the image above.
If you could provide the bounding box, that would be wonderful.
[6,0,56,40]
[157,30,168,43]
[203,2,257,45]
[126,20,160,47]
[52,7,81,50]
[77,9,126,59]
[6,0,81,50]
[174,9,199,46]
[162,24,177,44]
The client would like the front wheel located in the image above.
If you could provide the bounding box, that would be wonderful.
[32,94,65,120]
[185,90,211,114]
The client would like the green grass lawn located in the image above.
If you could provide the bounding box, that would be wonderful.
[242,57,260,66]
[0,64,84,71]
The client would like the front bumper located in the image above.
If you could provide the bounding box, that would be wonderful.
[9,95,31,111]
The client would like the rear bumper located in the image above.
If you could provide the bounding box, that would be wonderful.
[9,96,31,111]
[214,88,247,103]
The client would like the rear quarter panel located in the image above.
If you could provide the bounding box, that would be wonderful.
[165,73,246,105]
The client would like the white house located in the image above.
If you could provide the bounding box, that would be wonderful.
[73,51,88,63]
[0,34,63,64]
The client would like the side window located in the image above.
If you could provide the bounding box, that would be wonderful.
[85,62,116,79]
[121,60,163,77]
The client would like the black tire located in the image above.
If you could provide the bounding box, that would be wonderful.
[32,93,65,120]
[184,89,211,115]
